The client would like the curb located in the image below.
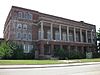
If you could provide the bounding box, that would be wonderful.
[0,62,100,69]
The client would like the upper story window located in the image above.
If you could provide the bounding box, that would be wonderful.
[27,13,33,20]
[28,33,32,40]
[76,32,80,42]
[62,32,66,41]
[69,31,74,41]
[23,24,27,30]
[55,31,60,40]
[16,32,21,40]
[38,29,41,40]
[23,32,27,40]
[18,12,22,18]
[47,30,51,40]
[17,23,22,29]
[17,12,33,20]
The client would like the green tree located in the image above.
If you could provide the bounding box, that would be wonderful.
[7,41,24,59]
[0,41,13,59]
[96,28,100,57]
[12,44,24,59]
[97,28,100,39]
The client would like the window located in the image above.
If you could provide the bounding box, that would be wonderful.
[87,32,91,43]
[18,12,22,18]
[23,33,27,40]
[18,12,32,20]
[38,29,41,39]
[28,13,32,20]
[23,44,28,53]
[28,45,33,51]
[28,33,32,40]
[23,44,33,53]
[69,32,74,41]
[62,32,66,41]
[76,32,80,42]
[44,45,51,55]
[47,30,51,40]
[55,31,60,40]
[24,13,28,19]
[23,24,27,30]
[17,23,22,29]
[16,32,21,39]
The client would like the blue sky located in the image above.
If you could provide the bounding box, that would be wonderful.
[0,0,100,38]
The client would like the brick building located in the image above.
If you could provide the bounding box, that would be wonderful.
[4,6,96,59]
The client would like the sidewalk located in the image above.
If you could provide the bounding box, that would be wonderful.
[0,62,100,69]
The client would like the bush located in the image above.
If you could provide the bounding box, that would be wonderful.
[54,48,67,59]
[69,50,85,59]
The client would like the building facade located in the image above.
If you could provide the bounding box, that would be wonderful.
[4,6,96,59]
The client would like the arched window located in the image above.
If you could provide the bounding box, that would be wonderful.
[28,33,32,40]
[23,32,27,40]
[17,23,22,29]
[16,32,21,40]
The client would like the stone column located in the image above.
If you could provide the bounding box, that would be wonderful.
[74,27,76,42]
[41,21,44,40]
[86,30,88,43]
[67,26,69,42]
[59,25,61,40]
[80,29,82,42]
[51,23,53,40]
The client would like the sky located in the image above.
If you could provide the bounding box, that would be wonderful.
[0,0,100,38]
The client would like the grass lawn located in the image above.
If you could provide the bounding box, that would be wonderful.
[80,58,100,62]
[0,58,100,65]
[0,60,65,65]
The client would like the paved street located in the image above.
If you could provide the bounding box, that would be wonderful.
[0,63,100,75]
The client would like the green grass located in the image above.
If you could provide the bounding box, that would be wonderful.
[0,58,100,65]
[80,58,100,62]
[0,60,64,65]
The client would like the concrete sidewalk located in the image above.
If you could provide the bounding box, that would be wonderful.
[0,62,100,69]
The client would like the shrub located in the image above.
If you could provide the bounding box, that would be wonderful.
[54,48,67,59]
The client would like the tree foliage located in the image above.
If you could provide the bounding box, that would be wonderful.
[12,44,24,59]
[0,41,35,59]
[97,28,100,39]
[0,41,13,59]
